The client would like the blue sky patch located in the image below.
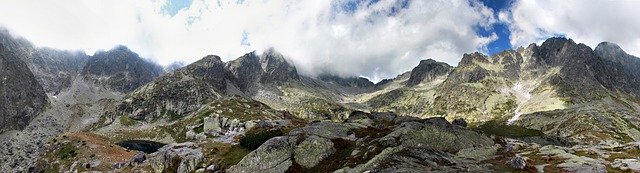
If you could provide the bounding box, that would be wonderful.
[161,0,194,16]
[479,0,513,56]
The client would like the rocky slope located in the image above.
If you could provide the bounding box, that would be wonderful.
[0,29,89,94]
[0,44,48,133]
[364,38,640,144]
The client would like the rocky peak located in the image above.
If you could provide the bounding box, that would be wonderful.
[406,59,452,86]
[258,48,299,84]
[227,49,299,92]
[595,42,640,77]
[317,75,374,89]
[458,52,489,67]
[82,45,163,93]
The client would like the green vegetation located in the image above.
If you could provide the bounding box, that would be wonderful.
[475,120,544,138]
[119,115,137,126]
[239,129,284,149]
[56,145,78,160]
[222,145,252,168]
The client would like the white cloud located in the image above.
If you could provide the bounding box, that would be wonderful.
[0,0,497,82]
[503,0,640,56]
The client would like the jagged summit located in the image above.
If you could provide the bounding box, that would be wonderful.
[227,49,299,91]
[406,59,452,86]
[82,45,163,93]
[317,74,375,89]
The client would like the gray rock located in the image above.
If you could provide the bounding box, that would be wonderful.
[406,59,452,86]
[186,129,197,140]
[112,162,127,169]
[206,164,218,172]
[244,121,256,130]
[507,156,526,170]
[148,142,203,173]
[227,136,293,173]
[294,135,335,168]
[370,112,396,122]
[129,151,145,164]
[204,116,222,135]
[401,123,494,153]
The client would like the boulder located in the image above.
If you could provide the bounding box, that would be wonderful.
[244,121,256,130]
[294,135,336,168]
[204,116,222,135]
[507,156,526,170]
[148,142,203,173]
[227,136,294,173]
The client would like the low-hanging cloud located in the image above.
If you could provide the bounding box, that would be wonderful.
[502,0,640,56]
[0,0,498,82]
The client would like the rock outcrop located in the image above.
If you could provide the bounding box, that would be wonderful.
[406,59,452,86]
[0,44,48,133]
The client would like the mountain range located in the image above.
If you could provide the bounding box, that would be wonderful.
[1,28,640,172]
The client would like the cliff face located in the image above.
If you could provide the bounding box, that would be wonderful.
[81,45,163,93]
[0,44,48,133]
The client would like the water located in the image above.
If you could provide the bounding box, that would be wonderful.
[116,140,166,153]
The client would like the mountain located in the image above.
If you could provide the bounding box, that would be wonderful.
[114,55,235,122]
[406,59,452,86]
[364,37,640,144]
[0,29,88,94]
[0,44,48,133]
[82,45,164,93]
[2,33,640,172]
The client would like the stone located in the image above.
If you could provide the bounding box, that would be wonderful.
[294,135,336,168]
[227,136,293,173]
[129,151,145,164]
[452,118,467,127]
[244,121,256,130]
[148,142,204,173]
[112,162,127,169]
[229,119,240,130]
[186,129,197,140]
[370,112,397,122]
[204,116,222,135]
[206,164,218,172]
[612,159,640,172]
[507,156,526,169]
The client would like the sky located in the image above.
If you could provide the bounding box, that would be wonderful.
[0,0,639,82]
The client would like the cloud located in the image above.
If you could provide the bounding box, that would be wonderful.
[502,0,640,56]
[0,0,498,82]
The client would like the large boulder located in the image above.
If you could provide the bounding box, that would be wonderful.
[227,136,294,173]
[293,135,335,168]
[148,142,204,173]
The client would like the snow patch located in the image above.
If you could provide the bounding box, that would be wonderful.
[507,81,534,125]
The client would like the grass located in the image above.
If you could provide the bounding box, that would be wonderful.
[119,115,137,126]
[475,120,544,138]
[200,142,252,169]
[222,145,253,168]
[56,144,78,160]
